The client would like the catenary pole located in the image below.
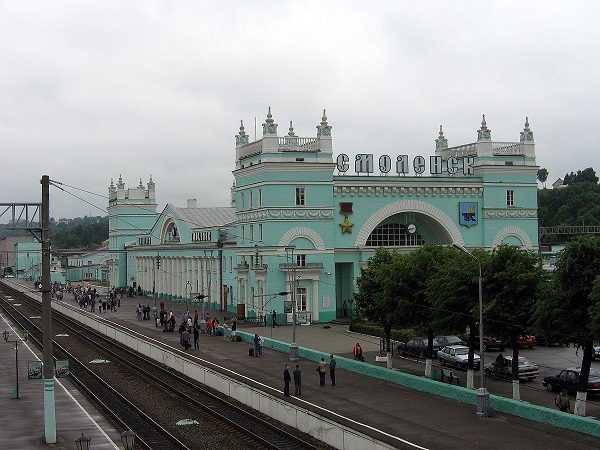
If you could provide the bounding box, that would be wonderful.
[41,175,57,442]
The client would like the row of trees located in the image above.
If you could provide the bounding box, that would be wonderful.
[353,236,600,415]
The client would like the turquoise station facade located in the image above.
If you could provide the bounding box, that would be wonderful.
[107,109,539,323]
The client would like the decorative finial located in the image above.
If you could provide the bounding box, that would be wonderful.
[239,120,246,135]
[321,109,328,127]
[477,114,491,141]
[520,116,534,142]
[288,120,295,136]
[435,125,448,150]
[265,106,274,124]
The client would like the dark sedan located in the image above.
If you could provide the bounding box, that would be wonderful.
[435,335,467,347]
[543,367,600,396]
[397,337,442,358]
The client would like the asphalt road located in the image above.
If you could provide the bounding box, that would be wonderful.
[392,344,600,417]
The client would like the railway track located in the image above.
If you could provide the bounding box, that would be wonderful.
[0,282,328,450]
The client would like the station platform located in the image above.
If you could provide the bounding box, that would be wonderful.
[2,282,600,449]
[0,310,123,449]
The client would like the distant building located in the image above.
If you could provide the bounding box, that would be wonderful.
[108,110,539,323]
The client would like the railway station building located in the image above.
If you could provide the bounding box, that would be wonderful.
[107,109,539,324]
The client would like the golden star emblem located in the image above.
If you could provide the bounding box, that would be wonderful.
[339,216,354,234]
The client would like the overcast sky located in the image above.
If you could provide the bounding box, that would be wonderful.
[1,1,598,220]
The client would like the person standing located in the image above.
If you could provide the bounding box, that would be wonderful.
[283,365,291,397]
[193,325,199,349]
[555,388,571,413]
[318,357,327,387]
[253,334,261,357]
[272,310,279,328]
[329,354,336,386]
[293,364,302,396]
[231,318,237,341]
[353,342,365,361]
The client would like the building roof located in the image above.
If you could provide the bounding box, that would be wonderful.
[169,206,237,230]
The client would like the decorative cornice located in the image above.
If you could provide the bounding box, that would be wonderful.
[333,186,483,198]
[237,208,334,222]
[484,208,537,219]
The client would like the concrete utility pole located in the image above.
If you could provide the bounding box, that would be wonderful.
[41,175,56,442]
[0,184,54,439]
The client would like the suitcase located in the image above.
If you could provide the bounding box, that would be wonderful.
[236,335,242,342]
[249,348,253,356]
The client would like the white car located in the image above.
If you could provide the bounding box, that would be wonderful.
[438,345,480,370]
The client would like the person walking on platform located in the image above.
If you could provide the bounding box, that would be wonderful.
[193,325,199,349]
[318,357,327,387]
[293,364,302,396]
[272,310,279,328]
[206,317,213,336]
[194,310,199,328]
[329,354,337,386]
[283,365,291,397]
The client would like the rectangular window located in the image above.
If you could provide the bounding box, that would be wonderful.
[250,224,254,242]
[295,187,305,206]
[296,254,306,267]
[296,286,307,311]
[241,226,245,243]
[229,257,233,273]
[249,191,253,208]
[258,189,262,207]
[506,189,515,207]
[240,192,245,210]
[259,224,263,241]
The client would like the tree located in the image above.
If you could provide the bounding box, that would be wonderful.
[564,168,598,185]
[483,245,544,400]
[537,168,549,188]
[535,235,600,415]
[354,248,402,356]
[426,247,485,388]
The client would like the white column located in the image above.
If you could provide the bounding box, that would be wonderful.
[312,278,319,322]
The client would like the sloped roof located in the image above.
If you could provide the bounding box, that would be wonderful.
[170,206,237,230]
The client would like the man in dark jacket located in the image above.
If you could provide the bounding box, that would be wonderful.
[283,365,291,397]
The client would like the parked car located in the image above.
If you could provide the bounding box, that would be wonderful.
[484,355,539,380]
[543,367,600,395]
[397,337,442,358]
[435,335,467,347]
[593,345,600,360]
[506,335,537,348]
[471,336,506,352]
[438,345,480,370]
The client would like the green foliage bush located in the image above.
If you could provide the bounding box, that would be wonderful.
[349,321,414,342]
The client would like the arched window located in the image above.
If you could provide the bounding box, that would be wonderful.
[366,223,425,247]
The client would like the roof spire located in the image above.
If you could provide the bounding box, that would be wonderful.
[477,114,492,141]
[265,106,274,124]
[435,125,448,150]
[317,109,332,137]
[236,119,249,146]
[520,116,534,143]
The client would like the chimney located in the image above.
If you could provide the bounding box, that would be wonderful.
[187,199,197,209]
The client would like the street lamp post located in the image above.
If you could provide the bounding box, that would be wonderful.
[194,294,207,316]
[452,243,492,417]
[3,329,28,399]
